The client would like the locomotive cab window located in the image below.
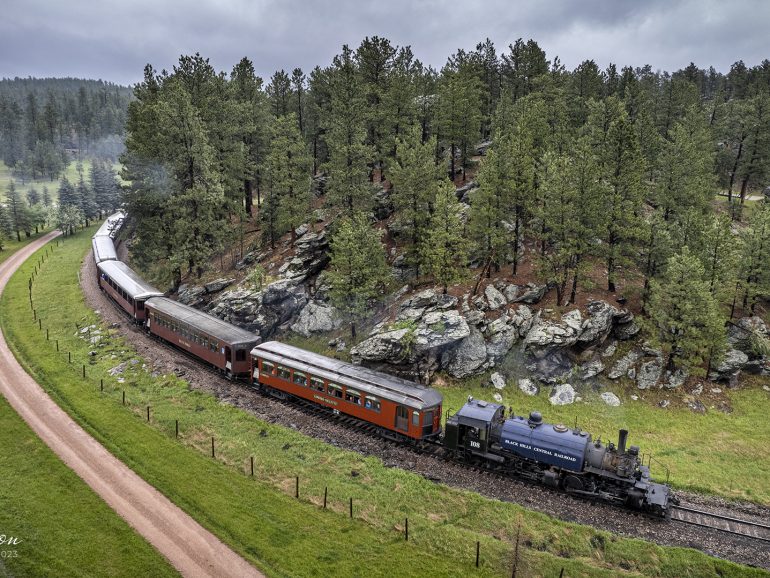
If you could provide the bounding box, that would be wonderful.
[412,411,420,427]
[310,377,325,391]
[293,371,307,386]
[423,411,433,426]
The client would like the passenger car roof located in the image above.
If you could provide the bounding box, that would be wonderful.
[253,341,443,409]
[97,260,164,300]
[146,296,259,347]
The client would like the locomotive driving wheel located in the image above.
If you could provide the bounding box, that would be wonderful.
[563,475,584,492]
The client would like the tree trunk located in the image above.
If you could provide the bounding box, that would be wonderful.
[569,256,580,304]
[450,142,456,181]
[244,179,253,217]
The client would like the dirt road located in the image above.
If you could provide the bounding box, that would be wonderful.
[0,232,264,578]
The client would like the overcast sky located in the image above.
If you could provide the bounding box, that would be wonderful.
[1,0,768,87]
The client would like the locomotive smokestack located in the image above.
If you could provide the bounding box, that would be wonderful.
[618,429,629,454]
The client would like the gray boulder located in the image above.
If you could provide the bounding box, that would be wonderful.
[503,284,520,303]
[663,368,688,389]
[455,180,479,204]
[291,301,343,337]
[709,348,749,386]
[524,310,582,349]
[397,289,439,322]
[600,392,621,407]
[350,328,412,365]
[579,359,605,380]
[490,372,506,390]
[607,350,641,379]
[284,230,330,281]
[484,314,519,360]
[518,378,538,396]
[549,384,576,406]
[513,282,547,304]
[178,284,206,306]
[204,278,235,294]
[510,305,535,338]
[484,285,507,310]
[578,301,618,345]
[637,358,663,389]
[414,310,470,352]
[442,327,489,378]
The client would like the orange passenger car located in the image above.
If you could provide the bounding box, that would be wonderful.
[251,341,443,441]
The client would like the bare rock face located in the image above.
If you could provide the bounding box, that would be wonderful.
[579,359,605,380]
[442,327,489,378]
[512,282,547,304]
[608,350,641,379]
[204,278,235,294]
[290,301,343,337]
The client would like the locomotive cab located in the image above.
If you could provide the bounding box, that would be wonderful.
[444,398,505,459]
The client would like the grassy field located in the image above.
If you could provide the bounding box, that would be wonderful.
[0,230,765,577]
[0,397,179,578]
[0,159,95,203]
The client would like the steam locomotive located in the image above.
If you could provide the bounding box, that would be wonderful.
[445,398,673,515]
[91,213,675,517]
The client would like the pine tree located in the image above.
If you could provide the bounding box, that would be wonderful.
[77,173,98,226]
[323,46,374,216]
[653,106,715,221]
[57,205,84,237]
[437,62,482,181]
[699,213,738,302]
[41,186,51,207]
[738,203,770,313]
[26,186,39,206]
[267,70,292,117]
[645,247,726,375]
[327,212,390,316]
[388,126,442,278]
[468,142,510,274]
[5,180,30,241]
[0,204,13,250]
[588,98,645,292]
[421,180,468,293]
[263,113,312,242]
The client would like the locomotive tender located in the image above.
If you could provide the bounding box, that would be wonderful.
[90,214,674,515]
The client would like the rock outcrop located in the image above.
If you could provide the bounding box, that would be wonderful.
[290,301,343,337]
[549,384,576,406]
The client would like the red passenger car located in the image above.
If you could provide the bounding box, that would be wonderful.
[145,297,259,378]
[251,341,443,441]
[97,261,164,322]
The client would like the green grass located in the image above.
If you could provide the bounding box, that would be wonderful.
[0,397,179,578]
[0,229,766,577]
[0,158,109,203]
[435,366,770,505]
[0,229,51,267]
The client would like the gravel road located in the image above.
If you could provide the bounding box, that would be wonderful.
[0,233,263,578]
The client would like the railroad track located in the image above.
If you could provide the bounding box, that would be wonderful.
[670,505,770,543]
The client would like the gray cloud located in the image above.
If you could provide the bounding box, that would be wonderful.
[0,0,767,86]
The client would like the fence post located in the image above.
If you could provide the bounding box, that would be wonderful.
[175,419,179,438]
[211,437,215,458]
[122,390,125,405]
[349,497,353,518]
[405,518,408,541]
[250,456,254,476]
[147,406,150,422]
[56,339,59,352]
[38,319,42,330]
[476,541,480,568]
[100,378,103,392]
[324,487,327,509]
[46,328,49,340]
[82,365,86,378]
[68,352,71,363]
[295,476,299,499]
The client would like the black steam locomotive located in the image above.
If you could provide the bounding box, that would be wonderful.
[444,397,674,516]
